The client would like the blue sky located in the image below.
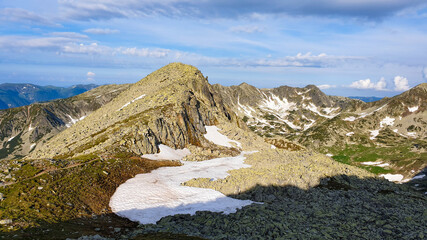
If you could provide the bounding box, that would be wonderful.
[1,0,427,97]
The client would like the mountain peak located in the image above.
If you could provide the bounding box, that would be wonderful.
[136,62,205,86]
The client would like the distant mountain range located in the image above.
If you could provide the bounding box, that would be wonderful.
[0,83,99,110]
[348,96,383,102]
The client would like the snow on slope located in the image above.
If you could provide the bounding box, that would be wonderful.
[204,126,242,148]
[369,130,379,140]
[380,174,404,182]
[380,117,395,127]
[143,144,191,161]
[260,94,296,117]
[344,104,388,122]
[66,115,86,128]
[408,106,418,112]
[110,151,255,224]
[304,103,338,119]
[118,94,146,111]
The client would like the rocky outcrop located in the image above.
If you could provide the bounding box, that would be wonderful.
[0,84,130,160]
[28,63,242,159]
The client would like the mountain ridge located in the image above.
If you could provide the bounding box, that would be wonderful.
[0,83,99,110]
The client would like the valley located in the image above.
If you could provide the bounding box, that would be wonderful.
[0,63,426,239]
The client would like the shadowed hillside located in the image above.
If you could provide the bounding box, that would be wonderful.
[1,175,425,240]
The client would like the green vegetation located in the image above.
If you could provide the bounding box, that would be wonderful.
[0,155,180,232]
[327,143,427,175]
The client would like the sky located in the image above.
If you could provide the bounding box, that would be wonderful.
[1,0,427,97]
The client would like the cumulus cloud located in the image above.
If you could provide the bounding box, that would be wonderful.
[0,8,59,26]
[350,77,387,90]
[230,25,264,34]
[58,0,426,20]
[87,71,95,77]
[86,71,95,81]
[83,28,120,34]
[393,76,410,91]
[317,84,336,90]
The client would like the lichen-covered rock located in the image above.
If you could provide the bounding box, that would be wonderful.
[28,63,243,159]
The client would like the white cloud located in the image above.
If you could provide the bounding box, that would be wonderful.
[254,52,363,68]
[230,25,264,34]
[58,0,426,20]
[50,32,88,39]
[83,28,120,34]
[317,84,336,90]
[0,36,74,49]
[350,77,387,90]
[393,76,410,91]
[119,47,169,57]
[87,72,96,77]
[0,8,59,26]
[62,43,111,55]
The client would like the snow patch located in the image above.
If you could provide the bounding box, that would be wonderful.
[66,115,86,128]
[359,104,388,118]
[323,107,339,114]
[303,119,316,130]
[380,117,395,128]
[7,136,16,142]
[407,132,417,137]
[271,145,276,149]
[380,174,404,182]
[408,106,418,112]
[361,161,389,167]
[237,97,256,118]
[393,129,398,133]
[143,144,191,161]
[204,126,242,148]
[260,94,296,117]
[30,143,36,150]
[326,153,333,157]
[343,116,356,122]
[28,124,35,131]
[346,132,354,136]
[304,103,338,119]
[110,152,255,224]
[118,94,146,111]
[412,174,425,180]
[369,130,379,140]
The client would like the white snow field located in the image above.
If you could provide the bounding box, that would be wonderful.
[380,116,395,127]
[110,151,255,224]
[380,174,404,182]
[408,106,418,112]
[204,126,242,148]
[369,130,380,140]
[361,161,390,167]
[143,144,191,161]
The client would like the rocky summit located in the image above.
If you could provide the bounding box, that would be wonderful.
[28,63,242,160]
[0,63,426,240]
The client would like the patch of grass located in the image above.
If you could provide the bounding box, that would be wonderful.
[327,141,427,176]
